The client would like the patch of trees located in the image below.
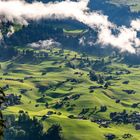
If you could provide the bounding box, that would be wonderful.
[0,88,5,139]
[91,59,109,71]
[65,55,92,70]
[116,70,131,75]
[105,76,114,81]
[1,94,21,110]
[135,123,140,130]
[53,102,64,109]
[92,119,110,128]
[41,71,47,75]
[5,94,22,107]
[68,115,76,119]
[89,71,112,88]
[105,133,116,140]
[41,111,62,120]
[6,20,64,46]
[4,111,63,140]
[122,133,133,139]
[124,54,140,65]
[68,114,87,120]
[0,47,18,60]
[131,102,140,108]
[115,99,120,104]
[66,78,81,84]
[89,71,98,81]
[45,123,62,140]
[52,94,80,110]
[122,90,136,95]
[100,106,107,112]
[36,95,48,106]
[77,58,91,69]
[65,61,76,69]
[89,71,107,85]
[19,49,49,63]
[36,85,49,93]
[36,96,46,103]
[62,94,81,101]
[74,71,84,77]
[89,83,109,92]
[78,106,108,121]
[89,86,102,90]
[0,46,49,63]
[65,102,76,109]
[122,80,129,84]
[20,89,28,94]
[3,73,8,76]
[37,80,67,93]
[110,110,140,125]
[24,76,33,80]
[4,78,24,83]
[2,85,9,91]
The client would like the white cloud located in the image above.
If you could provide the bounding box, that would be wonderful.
[98,26,138,53]
[0,0,140,53]
[7,26,15,37]
[28,39,61,49]
[131,19,140,31]
[79,36,86,46]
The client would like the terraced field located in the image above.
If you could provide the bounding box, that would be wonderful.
[2,47,140,140]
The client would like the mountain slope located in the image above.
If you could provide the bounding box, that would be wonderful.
[2,46,140,140]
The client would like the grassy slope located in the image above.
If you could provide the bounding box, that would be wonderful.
[63,29,88,36]
[2,48,140,140]
[109,0,140,12]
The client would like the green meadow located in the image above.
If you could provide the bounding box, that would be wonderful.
[2,47,140,140]
[109,0,140,12]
